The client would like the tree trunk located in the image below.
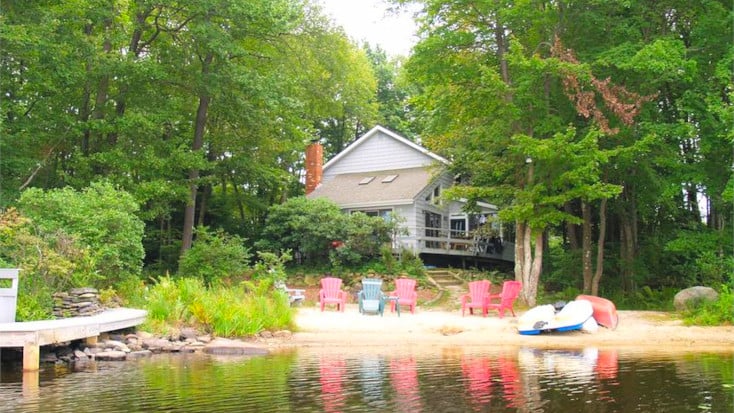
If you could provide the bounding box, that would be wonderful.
[197,183,211,228]
[617,184,636,292]
[591,198,608,296]
[564,201,580,249]
[581,201,593,293]
[181,53,213,254]
[516,221,543,307]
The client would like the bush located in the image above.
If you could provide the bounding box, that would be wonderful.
[0,208,101,320]
[682,284,734,326]
[256,197,346,263]
[178,226,251,285]
[17,181,145,283]
[257,197,397,267]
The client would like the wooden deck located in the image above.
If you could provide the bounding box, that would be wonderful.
[0,308,147,371]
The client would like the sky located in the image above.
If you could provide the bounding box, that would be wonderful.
[318,0,419,57]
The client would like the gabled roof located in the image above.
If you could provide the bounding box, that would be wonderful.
[307,167,438,209]
[323,125,449,172]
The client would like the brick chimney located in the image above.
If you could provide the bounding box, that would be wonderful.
[305,140,323,195]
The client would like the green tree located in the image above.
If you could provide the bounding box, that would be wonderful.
[1,1,382,274]
[364,44,417,139]
[403,0,657,305]
[17,181,145,282]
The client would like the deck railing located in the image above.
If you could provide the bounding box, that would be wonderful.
[408,226,514,262]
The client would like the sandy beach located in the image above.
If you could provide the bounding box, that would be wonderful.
[290,304,734,354]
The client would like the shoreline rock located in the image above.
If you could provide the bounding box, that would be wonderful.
[2,328,295,367]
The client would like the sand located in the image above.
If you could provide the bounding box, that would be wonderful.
[288,304,734,354]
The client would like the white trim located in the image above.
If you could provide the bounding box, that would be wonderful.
[322,125,449,172]
[338,199,415,209]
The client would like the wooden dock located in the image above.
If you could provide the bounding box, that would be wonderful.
[0,308,147,371]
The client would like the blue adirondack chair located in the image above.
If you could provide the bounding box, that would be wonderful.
[358,278,386,316]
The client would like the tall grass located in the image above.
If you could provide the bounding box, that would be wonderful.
[135,276,294,337]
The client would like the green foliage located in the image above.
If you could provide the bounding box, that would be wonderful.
[608,286,677,311]
[398,249,426,278]
[0,208,102,320]
[256,197,346,263]
[251,250,292,282]
[178,227,251,285]
[139,275,293,336]
[664,228,733,286]
[18,182,145,283]
[380,245,397,274]
[257,198,395,268]
[682,285,734,326]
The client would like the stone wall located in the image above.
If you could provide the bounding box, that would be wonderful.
[53,288,104,318]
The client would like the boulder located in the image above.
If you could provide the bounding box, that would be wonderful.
[674,286,719,311]
[203,338,269,356]
[95,350,127,361]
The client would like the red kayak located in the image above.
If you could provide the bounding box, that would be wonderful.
[576,295,618,330]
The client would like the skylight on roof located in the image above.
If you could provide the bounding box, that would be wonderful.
[359,176,375,185]
[382,174,398,183]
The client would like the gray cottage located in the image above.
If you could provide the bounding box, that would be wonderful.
[306,125,514,268]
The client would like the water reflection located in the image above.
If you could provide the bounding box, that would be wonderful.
[390,357,422,412]
[319,356,346,413]
[0,347,731,412]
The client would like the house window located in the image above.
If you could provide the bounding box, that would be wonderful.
[424,211,443,248]
[425,185,443,204]
[359,176,375,185]
[432,185,442,205]
[354,208,393,221]
[382,174,398,183]
[450,218,467,237]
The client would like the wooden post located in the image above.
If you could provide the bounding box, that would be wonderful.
[85,336,98,346]
[22,370,40,397]
[23,341,40,372]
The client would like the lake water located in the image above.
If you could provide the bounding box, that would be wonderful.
[1,347,732,412]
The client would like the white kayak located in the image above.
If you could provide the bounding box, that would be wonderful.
[518,300,594,335]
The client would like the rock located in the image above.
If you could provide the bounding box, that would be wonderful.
[142,338,174,353]
[259,331,273,339]
[273,330,292,339]
[104,340,130,353]
[136,331,154,340]
[127,350,153,359]
[182,342,206,353]
[95,350,127,361]
[180,328,199,340]
[203,338,269,356]
[70,287,98,295]
[41,353,58,363]
[674,286,719,311]
[74,350,88,360]
[197,334,213,343]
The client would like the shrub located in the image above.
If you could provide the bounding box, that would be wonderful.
[257,197,397,267]
[683,285,734,326]
[256,197,346,263]
[178,227,251,285]
[17,181,145,283]
[0,208,101,320]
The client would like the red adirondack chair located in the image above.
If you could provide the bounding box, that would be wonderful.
[319,277,348,312]
[461,280,491,317]
[389,278,418,314]
[486,280,522,318]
